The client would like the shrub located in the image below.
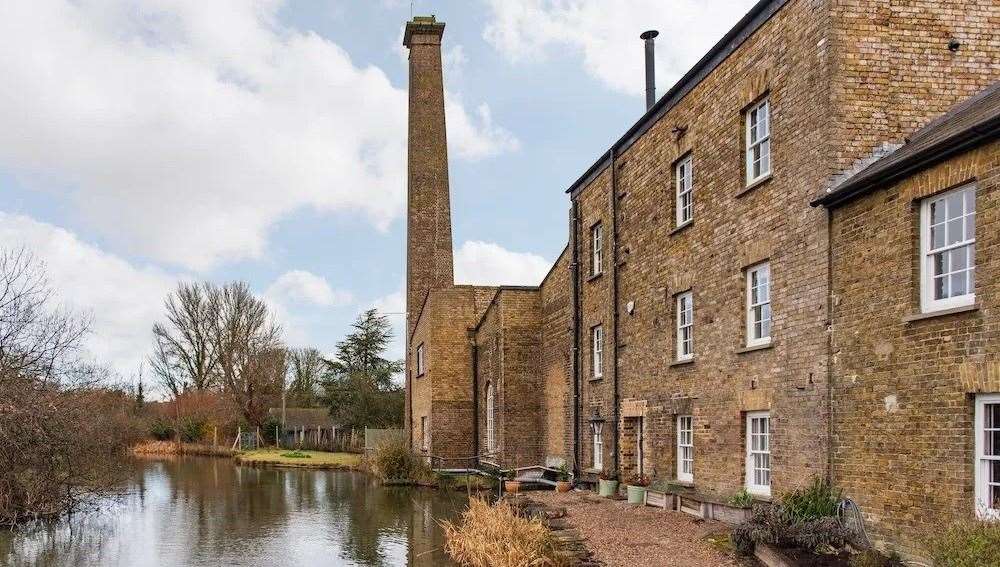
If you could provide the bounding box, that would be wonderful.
[782,476,842,522]
[730,503,852,556]
[729,488,754,508]
[598,469,617,481]
[178,417,208,443]
[367,439,431,482]
[149,418,175,441]
[280,451,310,459]
[930,520,1000,567]
[442,498,567,567]
[262,415,282,446]
[557,464,570,482]
[626,473,650,487]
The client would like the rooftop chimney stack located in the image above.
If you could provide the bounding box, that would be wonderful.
[641,30,659,111]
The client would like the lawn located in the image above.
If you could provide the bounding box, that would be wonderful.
[235,449,362,469]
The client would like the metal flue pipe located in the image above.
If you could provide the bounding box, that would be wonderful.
[641,30,659,110]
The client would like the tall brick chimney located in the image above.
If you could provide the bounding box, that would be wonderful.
[404,15,454,343]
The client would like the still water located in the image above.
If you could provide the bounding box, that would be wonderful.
[0,456,466,567]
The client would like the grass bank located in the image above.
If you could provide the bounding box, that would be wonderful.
[235,449,362,470]
[132,440,234,457]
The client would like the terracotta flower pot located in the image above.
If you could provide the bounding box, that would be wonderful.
[598,479,618,497]
[555,481,572,493]
[504,481,522,493]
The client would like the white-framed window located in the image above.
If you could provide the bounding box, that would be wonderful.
[486,382,496,453]
[592,422,604,470]
[591,325,604,379]
[975,394,1000,518]
[676,154,693,226]
[416,343,425,375]
[677,415,693,483]
[676,291,694,360]
[920,184,976,313]
[420,416,428,451]
[745,98,771,185]
[745,411,771,496]
[746,262,772,347]
[591,223,603,276]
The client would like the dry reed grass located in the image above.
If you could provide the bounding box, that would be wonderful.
[131,440,234,457]
[442,498,567,567]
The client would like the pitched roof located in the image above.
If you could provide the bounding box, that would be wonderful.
[268,407,335,428]
[813,82,1000,208]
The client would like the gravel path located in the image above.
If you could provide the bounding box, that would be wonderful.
[530,491,752,567]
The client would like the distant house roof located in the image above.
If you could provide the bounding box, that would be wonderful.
[268,407,336,428]
[813,82,1000,208]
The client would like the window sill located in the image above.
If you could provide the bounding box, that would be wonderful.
[415,372,426,378]
[586,272,603,283]
[748,491,772,502]
[736,173,773,198]
[903,303,980,323]
[670,480,695,488]
[669,220,693,236]
[736,341,773,354]
[589,375,604,383]
[669,357,695,367]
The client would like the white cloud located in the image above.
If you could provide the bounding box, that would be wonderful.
[265,270,352,308]
[0,0,517,271]
[483,0,759,96]
[0,213,179,375]
[454,240,551,286]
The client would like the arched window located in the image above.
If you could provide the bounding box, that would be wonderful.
[486,382,496,453]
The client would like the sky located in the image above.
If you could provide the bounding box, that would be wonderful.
[0,0,758,392]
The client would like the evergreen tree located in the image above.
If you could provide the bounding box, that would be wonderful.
[322,309,404,429]
[135,379,145,411]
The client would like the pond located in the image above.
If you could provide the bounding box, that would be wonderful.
[0,456,468,567]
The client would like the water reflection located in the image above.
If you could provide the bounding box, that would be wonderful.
[0,456,464,567]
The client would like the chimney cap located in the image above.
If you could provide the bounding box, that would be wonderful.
[640,30,659,40]
[404,15,446,47]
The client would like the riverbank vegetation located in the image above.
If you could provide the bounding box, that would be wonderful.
[0,248,141,526]
[442,498,567,567]
[366,438,433,483]
[236,449,361,469]
[131,440,234,457]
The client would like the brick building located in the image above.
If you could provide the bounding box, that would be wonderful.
[402,0,1000,558]
[815,84,1000,556]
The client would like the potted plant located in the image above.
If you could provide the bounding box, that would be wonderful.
[555,464,573,493]
[598,469,619,498]
[503,469,521,494]
[626,473,650,505]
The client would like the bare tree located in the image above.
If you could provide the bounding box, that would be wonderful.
[210,282,284,429]
[286,347,325,407]
[150,282,219,396]
[0,247,132,526]
[0,247,89,381]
